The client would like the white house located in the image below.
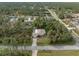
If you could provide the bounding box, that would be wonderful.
[9,16,18,23]
[71,13,79,18]
[32,29,46,38]
[10,18,18,22]
[24,16,33,22]
[24,16,38,23]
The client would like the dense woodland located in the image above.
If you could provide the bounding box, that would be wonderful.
[0,2,79,16]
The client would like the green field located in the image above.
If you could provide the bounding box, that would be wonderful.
[37,37,51,46]
[38,50,79,56]
[0,48,32,56]
[37,37,75,46]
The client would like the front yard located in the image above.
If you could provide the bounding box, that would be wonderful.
[37,37,75,46]
[38,50,79,56]
[0,48,32,56]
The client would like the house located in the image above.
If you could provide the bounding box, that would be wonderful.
[10,17,18,23]
[24,17,33,22]
[32,29,46,38]
[71,13,79,18]
[9,16,18,23]
[8,16,19,28]
[24,16,38,23]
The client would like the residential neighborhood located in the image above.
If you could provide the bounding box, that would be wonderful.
[1,2,79,56]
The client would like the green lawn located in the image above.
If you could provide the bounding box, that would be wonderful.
[37,37,75,46]
[37,37,51,46]
[38,50,79,56]
[0,48,32,56]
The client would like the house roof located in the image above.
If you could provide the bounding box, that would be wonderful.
[72,13,79,17]
[32,29,46,37]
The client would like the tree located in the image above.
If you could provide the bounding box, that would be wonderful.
[32,17,46,29]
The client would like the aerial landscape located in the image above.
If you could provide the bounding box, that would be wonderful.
[1,2,79,56]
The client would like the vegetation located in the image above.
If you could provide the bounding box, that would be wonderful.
[0,48,32,56]
[38,50,79,56]
[0,2,79,16]
[0,17,33,45]
[33,17,74,45]
[0,2,77,46]
[0,2,79,56]
[74,28,79,36]
[37,37,51,45]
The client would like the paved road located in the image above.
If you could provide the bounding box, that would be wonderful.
[37,45,79,50]
[2,45,79,50]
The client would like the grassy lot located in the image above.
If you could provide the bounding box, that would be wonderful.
[38,50,79,56]
[37,37,51,46]
[0,48,32,56]
[37,37,75,46]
